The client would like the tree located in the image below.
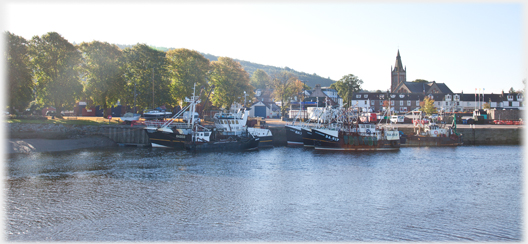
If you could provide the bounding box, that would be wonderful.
[122,44,173,112]
[508,87,517,94]
[412,79,429,83]
[250,69,271,89]
[330,74,363,107]
[209,57,253,109]
[6,31,34,114]
[482,102,490,109]
[79,41,126,118]
[383,100,391,113]
[271,71,300,118]
[419,96,437,115]
[166,48,210,104]
[29,32,83,118]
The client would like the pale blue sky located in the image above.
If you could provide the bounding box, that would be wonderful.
[3,2,525,94]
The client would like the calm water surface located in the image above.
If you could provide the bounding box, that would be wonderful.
[6,146,523,241]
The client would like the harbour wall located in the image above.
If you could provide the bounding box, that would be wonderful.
[7,123,523,146]
[397,127,522,145]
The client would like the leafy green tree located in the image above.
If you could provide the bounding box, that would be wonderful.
[79,41,126,118]
[508,87,517,94]
[271,71,300,118]
[122,44,173,112]
[6,31,34,114]
[209,57,254,109]
[412,79,429,83]
[330,74,363,107]
[482,102,490,109]
[419,96,437,115]
[166,48,210,104]
[28,32,83,118]
[250,69,271,89]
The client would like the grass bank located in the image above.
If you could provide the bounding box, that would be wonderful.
[6,117,122,126]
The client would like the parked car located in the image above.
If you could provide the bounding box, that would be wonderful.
[46,111,65,116]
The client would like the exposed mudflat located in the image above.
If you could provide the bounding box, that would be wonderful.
[6,136,117,154]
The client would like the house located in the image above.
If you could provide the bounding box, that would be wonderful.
[249,101,280,118]
[308,84,341,107]
[393,81,453,94]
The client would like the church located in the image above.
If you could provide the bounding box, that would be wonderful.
[390,50,453,94]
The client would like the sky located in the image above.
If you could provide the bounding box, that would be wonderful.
[2,1,526,94]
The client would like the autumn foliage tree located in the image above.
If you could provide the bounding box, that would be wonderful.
[271,71,302,118]
[122,44,173,112]
[79,41,126,118]
[419,96,437,115]
[209,57,253,109]
[29,32,83,118]
[6,31,34,114]
[330,74,363,107]
[166,48,210,105]
[250,69,271,89]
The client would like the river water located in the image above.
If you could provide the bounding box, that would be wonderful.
[5,145,523,241]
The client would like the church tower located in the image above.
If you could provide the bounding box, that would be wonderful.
[391,50,406,93]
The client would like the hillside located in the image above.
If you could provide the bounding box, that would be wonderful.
[115,44,336,89]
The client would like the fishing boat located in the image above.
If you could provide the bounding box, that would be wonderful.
[213,108,273,148]
[312,107,400,151]
[144,84,202,149]
[312,123,400,151]
[402,111,463,147]
[144,84,261,151]
[185,126,260,152]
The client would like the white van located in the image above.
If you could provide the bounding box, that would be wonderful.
[183,111,201,124]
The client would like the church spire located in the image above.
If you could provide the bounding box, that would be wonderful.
[393,49,405,72]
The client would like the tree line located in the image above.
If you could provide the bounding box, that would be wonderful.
[6,31,366,119]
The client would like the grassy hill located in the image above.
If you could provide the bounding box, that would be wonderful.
[115,44,336,89]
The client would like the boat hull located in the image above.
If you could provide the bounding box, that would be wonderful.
[185,137,260,152]
[312,129,400,151]
[301,127,314,147]
[257,135,274,148]
[146,130,191,149]
[247,127,274,148]
[285,125,303,146]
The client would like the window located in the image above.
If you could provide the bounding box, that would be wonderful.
[399,94,405,98]
[390,95,396,98]
[371,100,375,105]
[416,100,420,106]
[364,101,367,105]
[356,95,361,98]
[364,94,368,98]
[379,95,384,99]
[380,100,384,105]
[407,100,411,106]
[391,100,394,106]
[507,95,514,100]
[399,101,403,106]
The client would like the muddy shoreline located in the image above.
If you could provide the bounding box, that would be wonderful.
[7,136,117,154]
